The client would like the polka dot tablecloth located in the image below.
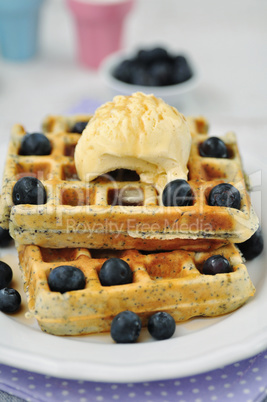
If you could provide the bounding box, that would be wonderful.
[1,351,267,402]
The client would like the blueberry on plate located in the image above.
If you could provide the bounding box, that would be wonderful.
[71,121,88,134]
[20,133,51,156]
[99,258,133,286]
[12,176,47,205]
[0,227,13,247]
[208,183,241,209]
[0,288,21,313]
[148,312,176,340]
[202,255,232,275]
[199,137,229,158]
[237,226,264,260]
[0,261,13,289]
[162,179,194,207]
[48,265,86,293]
[110,310,142,343]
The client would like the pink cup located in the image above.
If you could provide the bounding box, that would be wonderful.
[67,0,135,69]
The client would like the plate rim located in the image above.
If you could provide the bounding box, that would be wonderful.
[0,137,266,383]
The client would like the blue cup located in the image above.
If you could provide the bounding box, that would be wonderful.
[0,0,43,61]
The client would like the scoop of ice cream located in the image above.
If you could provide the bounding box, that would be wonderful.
[74,92,191,191]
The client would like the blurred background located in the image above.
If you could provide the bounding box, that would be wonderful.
[0,0,266,140]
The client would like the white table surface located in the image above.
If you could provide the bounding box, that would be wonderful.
[1,0,267,121]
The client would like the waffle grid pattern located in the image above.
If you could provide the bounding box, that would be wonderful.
[18,243,255,336]
[0,115,258,249]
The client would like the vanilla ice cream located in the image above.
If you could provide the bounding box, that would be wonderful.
[74,92,191,191]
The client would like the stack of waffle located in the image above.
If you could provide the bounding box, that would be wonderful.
[0,106,259,336]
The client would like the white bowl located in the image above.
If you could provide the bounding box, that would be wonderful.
[100,47,200,105]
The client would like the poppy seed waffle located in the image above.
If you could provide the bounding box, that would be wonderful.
[17,243,255,336]
[0,115,258,249]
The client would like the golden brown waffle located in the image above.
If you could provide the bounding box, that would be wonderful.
[42,114,92,134]
[42,113,209,137]
[17,243,255,336]
[0,115,258,249]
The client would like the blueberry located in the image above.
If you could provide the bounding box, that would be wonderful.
[48,265,86,293]
[12,177,47,205]
[162,179,194,207]
[0,288,21,313]
[99,258,133,286]
[20,133,51,156]
[137,47,169,64]
[237,226,264,260]
[202,255,232,275]
[172,55,192,83]
[110,310,142,343]
[71,121,88,134]
[0,227,13,247]
[199,137,229,158]
[130,64,151,86]
[208,183,241,209]
[149,60,174,86]
[114,58,149,85]
[0,261,13,289]
[114,47,193,87]
[148,312,176,340]
[113,59,134,83]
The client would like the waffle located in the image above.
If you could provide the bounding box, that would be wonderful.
[17,243,255,336]
[42,114,93,134]
[0,115,258,250]
[41,113,209,137]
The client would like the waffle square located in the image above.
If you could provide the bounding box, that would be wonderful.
[18,243,255,336]
[0,115,258,249]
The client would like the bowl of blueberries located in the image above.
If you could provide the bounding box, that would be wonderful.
[100,45,199,104]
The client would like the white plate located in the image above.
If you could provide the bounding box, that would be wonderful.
[0,152,266,383]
